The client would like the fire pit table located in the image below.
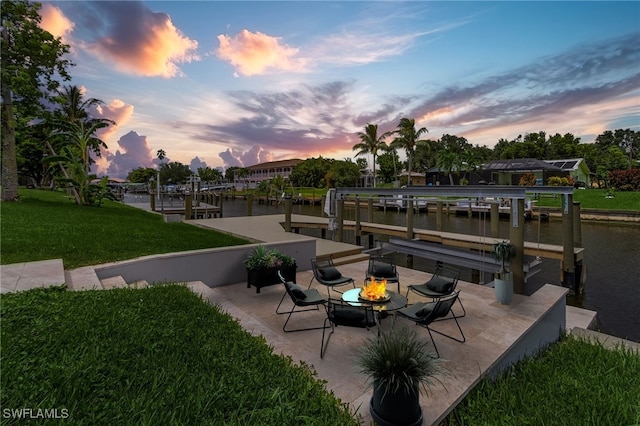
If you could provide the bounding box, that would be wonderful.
[341,287,408,316]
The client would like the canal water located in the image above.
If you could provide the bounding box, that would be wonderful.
[218,198,640,343]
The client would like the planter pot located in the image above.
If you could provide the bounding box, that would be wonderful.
[247,264,296,293]
[370,382,422,426]
[494,271,514,305]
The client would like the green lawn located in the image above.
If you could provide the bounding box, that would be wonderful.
[446,335,640,425]
[0,285,359,425]
[534,188,640,210]
[0,189,249,269]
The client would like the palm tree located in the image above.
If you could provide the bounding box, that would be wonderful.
[353,124,392,188]
[390,118,429,186]
[54,85,104,125]
[436,150,460,185]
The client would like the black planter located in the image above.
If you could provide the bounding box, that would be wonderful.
[247,264,296,293]
[370,382,422,426]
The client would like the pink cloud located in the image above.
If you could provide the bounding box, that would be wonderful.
[90,5,199,78]
[218,146,274,168]
[38,3,74,41]
[217,30,306,76]
[96,131,156,179]
[91,99,134,143]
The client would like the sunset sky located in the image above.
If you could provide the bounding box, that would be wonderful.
[39,1,640,179]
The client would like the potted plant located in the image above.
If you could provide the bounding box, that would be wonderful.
[357,323,440,426]
[244,245,296,293]
[492,240,516,305]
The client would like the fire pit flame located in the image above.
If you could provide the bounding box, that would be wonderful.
[362,277,388,301]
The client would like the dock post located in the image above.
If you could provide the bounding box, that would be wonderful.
[509,198,525,294]
[150,190,156,211]
[247,193,253,216]
[355,197,361,246]
[185,193,193,219]
[436,201,443,231]
[284,197,292,232]
[368,198,374,248]
[336,199,344,242]
[491,203,499,238]
[562,193,576,292]
[407,198,414,239]
[219,193,224,217]
[573,201,582,247]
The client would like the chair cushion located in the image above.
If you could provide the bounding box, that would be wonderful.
[319,267,342,281]
[288,283,306,299]
[333,307,376,327]
[416,302,436,318]
[372,264,395,278]
[427,276,453,293]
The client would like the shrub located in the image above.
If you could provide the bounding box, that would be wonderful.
[607,169,640,191]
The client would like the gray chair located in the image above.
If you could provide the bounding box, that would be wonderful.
[365,255,400,293]
[396,291,465,358]
[406,264,466,317]
[276,270,328,333]
[310,257,356,297]
[321,298,377,358]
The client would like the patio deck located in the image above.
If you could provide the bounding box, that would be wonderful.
[189,261,573,426]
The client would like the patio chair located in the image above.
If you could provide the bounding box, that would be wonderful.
[396,291,465,358]
[406,264,466,317]
[276,270,329,333]
[365,255,400,293]
[321,298,378,358]
[310,257,356,297]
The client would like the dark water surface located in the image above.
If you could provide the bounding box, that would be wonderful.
[219,198,640,343]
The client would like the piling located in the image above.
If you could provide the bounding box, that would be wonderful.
[336,199,344,242]
[368,198,374,248]
[247,194,253,216]
[509,198,525,294]
[185,193,193,219]
[355,197,362,246]
[284,197,292,232]
[436,201,443,231]
[562,193,575,292]
[491,203,499,238]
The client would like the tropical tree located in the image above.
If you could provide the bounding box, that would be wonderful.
[45,120,111,205]
[353,123,392,188]
[289,157,332,188]
[128,167,157,184]
[460,149,480,184]
[197,167,223,184]
[377,151,403,186]
[390,117,429,186]
[325,160,361,188]
[157,149,167,162]
[159,162,192,185]
[436,150,460,185]
[1,0,72,201]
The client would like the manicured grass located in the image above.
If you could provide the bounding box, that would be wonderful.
[0,284,359,425]
[534,188,640,210]
[0,189,249,269]
[445,334,640,425]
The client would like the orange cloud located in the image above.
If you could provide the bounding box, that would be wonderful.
[217,29,306,76]
[91,12,198,78]
[39,3,74,41]
[92,99,134,143]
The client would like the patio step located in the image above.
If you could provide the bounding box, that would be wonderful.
[101,275,128,290]
[571,327,639,353]
[330,253,370,266]
[65,266,103,291]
